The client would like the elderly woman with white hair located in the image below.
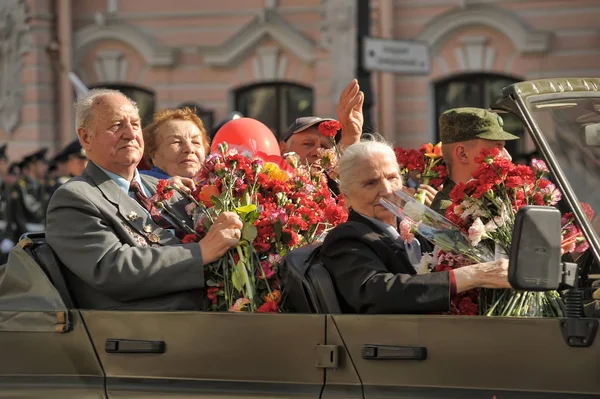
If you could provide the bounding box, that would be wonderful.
[320,139,511,314]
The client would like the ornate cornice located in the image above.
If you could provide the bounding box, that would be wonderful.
[202,9,315,67]
[418,5,551,55]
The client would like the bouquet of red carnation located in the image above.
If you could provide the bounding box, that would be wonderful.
[445,148,590,317]
[152,143,347,313]
[394,142,448,204]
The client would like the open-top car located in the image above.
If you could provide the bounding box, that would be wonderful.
[0,77,598,398]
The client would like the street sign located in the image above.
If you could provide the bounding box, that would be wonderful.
[362,37,431,75]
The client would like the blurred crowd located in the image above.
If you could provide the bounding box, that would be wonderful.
[0,140,88,263]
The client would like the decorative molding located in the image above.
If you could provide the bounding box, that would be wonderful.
[74,22,177,68]
[202,9,315,67]
[320,0,357,109]
[454,35,496,71]
[107,0,118,14]
[417,5,551,55]
[94,50,129,82]
[251,47,288,81]
[0,0,31,135]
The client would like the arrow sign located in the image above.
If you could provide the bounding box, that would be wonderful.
[363,37,431,75]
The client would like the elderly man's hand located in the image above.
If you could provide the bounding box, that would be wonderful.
[167,176,196,194]
[336,79,364,150]
[198,212,243,264]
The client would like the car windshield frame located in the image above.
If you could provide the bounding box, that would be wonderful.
[492,79,600,265]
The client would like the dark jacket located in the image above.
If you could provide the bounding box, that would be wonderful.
[46,162,206,311]
[430,178,456,215]
[320,210,451,314]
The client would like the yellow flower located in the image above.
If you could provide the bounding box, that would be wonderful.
[263,162,289,182]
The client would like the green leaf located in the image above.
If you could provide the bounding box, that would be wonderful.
[236,204,257,215]
[236,258,254,301]
[211,195,225,212]
[231,262,244,291]
[242,223,258,242]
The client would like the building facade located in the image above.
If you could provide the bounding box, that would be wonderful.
[2,0,600,161]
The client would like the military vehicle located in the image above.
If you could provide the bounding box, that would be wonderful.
[0,78,598,398]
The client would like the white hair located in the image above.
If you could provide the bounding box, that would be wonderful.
[338,137,399,195]
[74,88,138,129]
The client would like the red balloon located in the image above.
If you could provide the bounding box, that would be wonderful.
[210,118,280,156]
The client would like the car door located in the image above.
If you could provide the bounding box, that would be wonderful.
[0,246,105,399]
[326,314,599,398]
[80,311,326,398]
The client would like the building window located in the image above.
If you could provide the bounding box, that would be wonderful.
[177,102,215,133]
[234,83,313,140]
[434,74,524,156]
[89,84,156,128]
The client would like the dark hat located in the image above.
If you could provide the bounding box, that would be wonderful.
[0,144,7,160]
[281,116,337,142]
[8,162,19,175]
[51,151,69,164]
[61,139,86,160]
[21,148,48,168]
[439,107,520,144]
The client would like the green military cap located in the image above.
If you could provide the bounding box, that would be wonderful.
[439,107,520,144]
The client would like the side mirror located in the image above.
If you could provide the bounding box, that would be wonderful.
[509,206,562,291]
[582,123,600,147]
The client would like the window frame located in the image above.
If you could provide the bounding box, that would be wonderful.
[233,82,314,140]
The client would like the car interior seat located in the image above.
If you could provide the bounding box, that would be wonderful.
[280,242,341,314]
[19,232,76,309]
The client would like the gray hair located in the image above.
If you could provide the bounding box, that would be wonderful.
[74,88,138,129]
[338,137,399,195]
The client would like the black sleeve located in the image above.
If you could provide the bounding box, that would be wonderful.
[321,228,450,314]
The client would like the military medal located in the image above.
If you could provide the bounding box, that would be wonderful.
[148,233,160,243]
[127,211,139,222]
[143,224,152,233]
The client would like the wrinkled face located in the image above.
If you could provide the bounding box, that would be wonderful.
[282,127,332,164]
[151,120,205,178]
[67,156,88,177]
[80,94,143,173]
[344,152,402,225]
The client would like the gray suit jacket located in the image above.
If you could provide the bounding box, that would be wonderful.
[46,162,207,311]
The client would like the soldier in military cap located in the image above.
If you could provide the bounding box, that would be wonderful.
[430,107,520,214]
[63,138,88,178]
[8,148,50,241]
[0,144,11,263]
[46,150,69,197]
[48,139,88,196]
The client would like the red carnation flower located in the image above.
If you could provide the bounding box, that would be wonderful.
[318,120,342,138]
[181,234,198,244]
[156,179,175,200]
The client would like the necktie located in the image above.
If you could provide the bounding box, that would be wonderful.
[128,181,184,240]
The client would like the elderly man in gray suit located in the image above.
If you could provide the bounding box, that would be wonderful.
[46,89,242,311]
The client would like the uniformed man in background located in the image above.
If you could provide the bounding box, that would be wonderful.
[0,144,11,263]
[9,148,49,241]
[47,149,70,193]
[63,138,88,178]
[48,139,88,196]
